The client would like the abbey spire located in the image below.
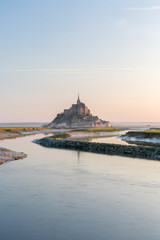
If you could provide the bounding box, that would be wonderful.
[77,94,81,104]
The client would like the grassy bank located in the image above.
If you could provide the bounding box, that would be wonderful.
[133,130,160,133]
[50,133,70,139]
[71,127,121,133]
[0,127,45,133]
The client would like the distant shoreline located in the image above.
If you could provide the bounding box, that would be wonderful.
[0,122,47,127]
[1,122,160,128]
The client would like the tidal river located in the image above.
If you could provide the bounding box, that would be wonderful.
[1,134,160,240]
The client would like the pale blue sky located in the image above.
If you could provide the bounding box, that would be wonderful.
[1,0,160,122]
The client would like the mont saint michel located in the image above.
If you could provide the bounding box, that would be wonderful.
[48,96,111,128]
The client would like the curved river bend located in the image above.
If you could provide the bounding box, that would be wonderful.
[1,134,160,240]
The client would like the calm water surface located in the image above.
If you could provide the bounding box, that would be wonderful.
[1,134,160,240]
[91,135,131,145]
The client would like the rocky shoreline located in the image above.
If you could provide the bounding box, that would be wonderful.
[0,147,27,165]
[34,137,160,161]
[120,131,160,147]
[122,131,160,139]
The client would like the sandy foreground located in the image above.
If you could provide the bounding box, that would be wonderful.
[0,147,27,165]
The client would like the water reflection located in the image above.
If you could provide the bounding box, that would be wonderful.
[77,151,80,162]
[90,135,133,145]
[0,134,160,240]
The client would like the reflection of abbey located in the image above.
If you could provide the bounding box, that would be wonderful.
[49,96,111,128]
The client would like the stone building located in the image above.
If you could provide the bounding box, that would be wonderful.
[63,95,90,116]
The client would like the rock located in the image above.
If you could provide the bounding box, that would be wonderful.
[48,96,111,128]
[0,147,27,165]
[34,137,160,161]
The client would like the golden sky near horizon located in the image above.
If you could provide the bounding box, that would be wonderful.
[1,1,160,122]
[1,69,160,122]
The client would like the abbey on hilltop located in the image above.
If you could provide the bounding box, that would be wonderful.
[48,95,112,128]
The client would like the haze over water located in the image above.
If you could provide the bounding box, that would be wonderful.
[1,134,160,240]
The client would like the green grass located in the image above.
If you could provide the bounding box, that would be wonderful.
[71,127,121,133]
[0,127,45,133]
[131,130,160,133]
[50,133,70,139]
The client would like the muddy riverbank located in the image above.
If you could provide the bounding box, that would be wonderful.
[0,147,27,165]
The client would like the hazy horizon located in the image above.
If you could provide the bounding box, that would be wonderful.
[1,0,160,122]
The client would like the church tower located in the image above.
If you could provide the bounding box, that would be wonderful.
[77,94,81,104]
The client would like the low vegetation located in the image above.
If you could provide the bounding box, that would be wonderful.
[0,127,45,133]
[50,133,70,139]
[129,130,160,134]
[141,130,160,133]
[71,127,122,133]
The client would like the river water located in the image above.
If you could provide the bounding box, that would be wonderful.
[1,134,160,240]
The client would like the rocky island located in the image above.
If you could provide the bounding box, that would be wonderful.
[48,95,111,128]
